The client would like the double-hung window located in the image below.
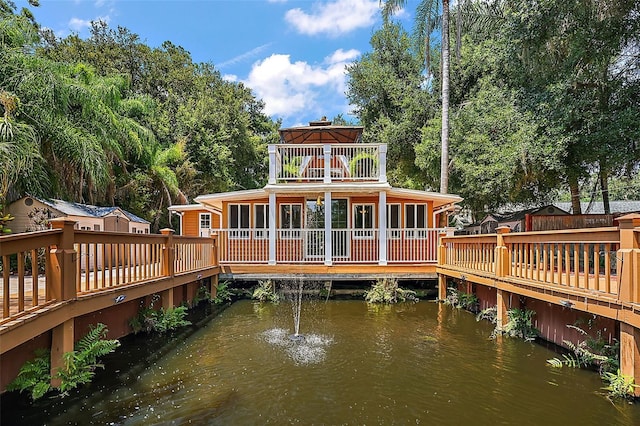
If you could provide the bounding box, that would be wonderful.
[280,203,302,239]
[254,204,269,239]
[405,204,427,238]
[387,204,401,239]
[229,204,250,239]
[353,204,375,239]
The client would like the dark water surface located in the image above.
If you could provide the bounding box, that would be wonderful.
[3,300,640,425]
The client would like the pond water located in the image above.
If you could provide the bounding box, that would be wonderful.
[3,299,640,425]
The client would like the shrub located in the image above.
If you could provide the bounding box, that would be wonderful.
[7,324,119,400]
[602,369,638,399]
[497,308,539,341]
[252,279,280,303]
[445,287,479,312]
[213,280,234,304]
[130,305,191,333]
[364,277,417,304]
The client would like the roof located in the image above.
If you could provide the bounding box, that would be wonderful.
[31,197,149,224]
[553,201,640,215]
[481,205,570,224]
[278,123,364,144]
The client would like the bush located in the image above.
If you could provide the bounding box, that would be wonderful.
[252,279,280,303]
[7,324,119,400]
[602,369,638,399]
[213,281,234,304]
[497,308,538,341]
[130,305,191,333]
[364,278,417,304]
[445,288,479,312]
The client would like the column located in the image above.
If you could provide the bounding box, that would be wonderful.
[620,323,640,397]
[50,318,74,388]
[378,191,387,265]
[496,289,510,331]
[268,145,277,184]
[323,144,331,184]
[269,192,277,265]
[324,191,332,265]
[378,144,387,183]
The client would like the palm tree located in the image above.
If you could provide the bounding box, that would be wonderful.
[382,0,451,193]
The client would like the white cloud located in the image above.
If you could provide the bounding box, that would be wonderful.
[244,49,360,119]
[222,74,238,82]
[284,0,379,37]
[68,15,110,32]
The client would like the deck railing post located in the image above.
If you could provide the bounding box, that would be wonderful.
[617,214,640,304]
[48,219,78,302]
[495,226,511,278]
[268,145,277,184]
[323,144,331,184]
[48,219,78,389]
[378,144,387,183]
[160,229,175,309]
[437,231,448,300]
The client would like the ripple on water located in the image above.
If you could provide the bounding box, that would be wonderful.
[260,328,334,365]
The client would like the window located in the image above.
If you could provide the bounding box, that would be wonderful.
[280,203,302,239]
[405,204,427,238]
[199,213,211,237]
[229,204,250,239]
[387,204,400,239]
[94,224,101,231]
[353,204,374,239]
[254,204,269,239]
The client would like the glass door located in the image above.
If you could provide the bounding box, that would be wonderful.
[331,199,348,258]
[305,200,324,259]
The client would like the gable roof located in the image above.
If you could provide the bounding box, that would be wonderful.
[553,201,640,215]
[31,197,149,224]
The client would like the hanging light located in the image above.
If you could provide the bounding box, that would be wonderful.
[316,196,323,207]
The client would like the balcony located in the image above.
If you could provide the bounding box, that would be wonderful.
[215,228,442,265]
[268,143,387,184]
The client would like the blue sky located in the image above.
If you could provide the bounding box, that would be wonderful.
[17,0,412,127]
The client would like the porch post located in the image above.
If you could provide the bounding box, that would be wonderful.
[378,191,387,265]
[323,144,331,184]
[324,191,332,265]
[378,144,387,183]
[268,145,277,185]
[269,192,276,265]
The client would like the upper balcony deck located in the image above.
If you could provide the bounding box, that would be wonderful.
[268,143,387,184]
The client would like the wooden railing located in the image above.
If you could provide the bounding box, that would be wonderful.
[0,220,218,325]
[438,214,640,306]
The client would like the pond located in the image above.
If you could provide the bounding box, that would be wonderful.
[3,299,640,425]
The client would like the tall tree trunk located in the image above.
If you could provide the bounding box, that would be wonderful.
[440,0,450,194]
[568,175,582,214]
[599,167,611,214]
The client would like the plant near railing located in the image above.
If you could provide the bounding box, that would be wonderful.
[444,288,479,312]
[476,306,497,324]
[496,308,539,341]
[602,369,638,399]
[213,280,234,304]
[129,305,191,333]
[364,277,417,304]
[7,324,119,400]
[192,284,212,305]
[348,151,378,177]
[0,203,14,234]
[547,324,615,372]
[252,279,280,303]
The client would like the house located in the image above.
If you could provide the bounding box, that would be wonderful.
[474,205,570,234]
[169,119,462,279]
[7,196,150,234]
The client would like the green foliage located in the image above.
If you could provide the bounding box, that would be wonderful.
[547,324,618,375]
[6,348,51,400]
[7,323,119,400]
[349,151,378,177]
[602,370,638,400]
[252,279,280,303]
[476,306,497,324]
[497,308,539,341]
[444,287,479,312]
[192,284,212,305]
[55,323,120,394]
[130,305,191,333]
[0,203,14,234]
[213,280,234,305]
[364,277,417,304]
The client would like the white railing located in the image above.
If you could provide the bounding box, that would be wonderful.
[215,228,442,264]
[271,143,385,183]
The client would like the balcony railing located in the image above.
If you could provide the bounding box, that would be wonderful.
[268,143,387,184]
[216,228,443,264]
